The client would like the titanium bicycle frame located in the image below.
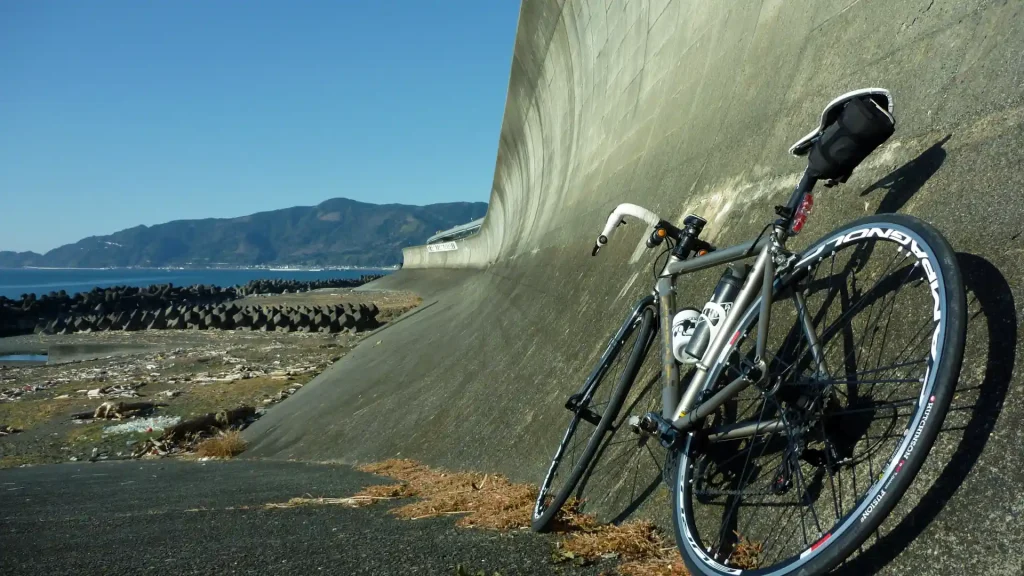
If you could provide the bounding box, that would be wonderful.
[612,171,827,444]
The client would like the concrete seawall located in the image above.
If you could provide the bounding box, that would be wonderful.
[246,1,1024,572]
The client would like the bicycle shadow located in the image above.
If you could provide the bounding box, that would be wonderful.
[833,252,1015,574]
[859,135,950,215]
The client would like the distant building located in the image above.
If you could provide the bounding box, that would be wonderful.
[426,218,484,244]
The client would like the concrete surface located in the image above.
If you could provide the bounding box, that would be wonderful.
[0,460,607,576]
[246,0,1024,574]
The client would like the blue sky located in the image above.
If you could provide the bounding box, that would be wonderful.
[0,0,519,253]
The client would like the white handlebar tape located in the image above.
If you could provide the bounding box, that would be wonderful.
[598,203,660,243]
[592,203,661,255]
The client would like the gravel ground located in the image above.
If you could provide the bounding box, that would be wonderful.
[0,459,609,576]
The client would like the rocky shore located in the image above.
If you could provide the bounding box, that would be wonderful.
[0,287,420,468]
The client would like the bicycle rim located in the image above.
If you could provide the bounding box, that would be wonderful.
[533,306,654,528]
[675,216,964,575]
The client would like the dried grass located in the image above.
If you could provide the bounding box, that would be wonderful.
[559,524,763,575]
[559,520,663,561]
[727,535,764,570]
[194,430,247,458]
[264,495,394,509]
[275,459,765,576]
[354,460,698,575]
[354,459,536,530]
[545,497,599,533]
[556,519,691,576]
[617,557,690,576]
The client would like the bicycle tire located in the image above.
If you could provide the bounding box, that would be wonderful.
[532,305,656,532]
[672,213,967,575]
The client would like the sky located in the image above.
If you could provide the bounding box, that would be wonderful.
[0,0,520,253]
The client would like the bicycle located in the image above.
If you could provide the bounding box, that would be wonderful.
[531,88,967,576]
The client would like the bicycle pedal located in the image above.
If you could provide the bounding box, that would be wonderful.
[640,412,684,449]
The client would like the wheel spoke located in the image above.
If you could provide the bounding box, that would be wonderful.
[678,224,956,571]
[534,308,655,525]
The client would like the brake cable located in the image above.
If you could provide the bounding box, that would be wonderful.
[652,237,675,280]
[745,221,775,257]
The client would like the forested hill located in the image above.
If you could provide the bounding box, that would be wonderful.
[0,198,487,268]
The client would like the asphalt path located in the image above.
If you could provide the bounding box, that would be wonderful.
[0,460,605,576]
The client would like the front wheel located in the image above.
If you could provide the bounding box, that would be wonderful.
[672,214,967,575]
[532,305,655,532]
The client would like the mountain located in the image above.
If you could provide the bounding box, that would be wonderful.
[0,251,41,268]
[0,198,487,268]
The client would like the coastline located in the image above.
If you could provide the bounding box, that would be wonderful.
[0,268,395,300]
[0,288,421,467]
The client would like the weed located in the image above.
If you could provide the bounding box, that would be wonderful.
[268,459,767,576]
[355,459,536,530]
[194,430,247,458]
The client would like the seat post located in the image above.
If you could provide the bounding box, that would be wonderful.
[774,170,817,242]
[786,170,817,214]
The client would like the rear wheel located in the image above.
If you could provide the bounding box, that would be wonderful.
[673,214,967,575]
[532,305,655,532]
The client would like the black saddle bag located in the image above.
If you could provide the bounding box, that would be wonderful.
[807,97,895,181]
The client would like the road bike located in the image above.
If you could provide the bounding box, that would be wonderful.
[532,88,966,576]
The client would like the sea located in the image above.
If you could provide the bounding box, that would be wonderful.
[0,268,394,300]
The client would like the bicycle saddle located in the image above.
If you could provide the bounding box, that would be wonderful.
[788,88,894,157]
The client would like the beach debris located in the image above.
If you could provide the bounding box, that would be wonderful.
[103,415,182,436]
[85,382,145,399]
[260,383,304,405]
[0,384,47,402]
[72,401,166,421]
[0,292,406,466]
[162,406,256,442]
[133,405,256,458]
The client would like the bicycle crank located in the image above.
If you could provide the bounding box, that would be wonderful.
[638,412,685,449]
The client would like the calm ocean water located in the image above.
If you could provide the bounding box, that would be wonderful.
[0,268,393,300]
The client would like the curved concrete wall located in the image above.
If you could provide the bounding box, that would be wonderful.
[406,0,1024,271]
[249,1,1024,571]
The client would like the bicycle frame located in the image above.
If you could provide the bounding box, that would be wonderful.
[649,173,823,441]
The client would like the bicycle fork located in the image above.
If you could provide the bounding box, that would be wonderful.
[563,294,655,425]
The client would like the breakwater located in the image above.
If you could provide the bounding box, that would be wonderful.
[0,276,385,337]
